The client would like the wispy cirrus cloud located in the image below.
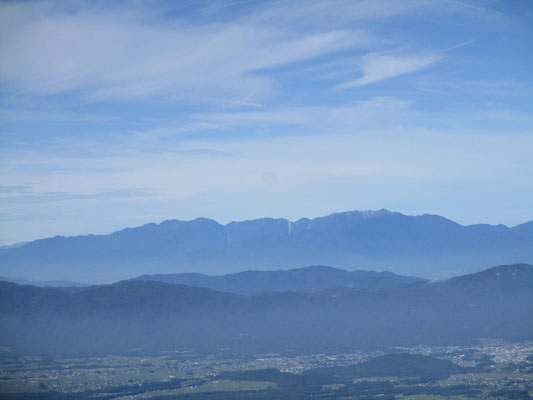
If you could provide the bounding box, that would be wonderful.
[192,97,413,132]
[337,53,442,89]
[0,1,366,104]
[0,108,116,123]
[0,0,475,104]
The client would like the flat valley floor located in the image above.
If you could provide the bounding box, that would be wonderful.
[1,340,532,400]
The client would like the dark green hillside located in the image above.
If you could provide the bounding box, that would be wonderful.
[220,354,465,386]
[0,281,71,319]
[304,353,465,381]
[69,280,245,314]
[435,263,533,294]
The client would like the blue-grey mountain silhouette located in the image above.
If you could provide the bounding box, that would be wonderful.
[132,265,424,295]
[1,210,532,282]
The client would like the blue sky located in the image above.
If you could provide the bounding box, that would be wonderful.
[0,0,532,244]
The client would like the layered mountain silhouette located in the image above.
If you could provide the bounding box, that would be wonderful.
[0,276,89,288]
[1,210,532,282]
[132,265,425,295]
[1,264,531,356]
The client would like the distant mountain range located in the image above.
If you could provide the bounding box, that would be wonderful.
[132,265,425,295]
[0,276,90,288]
[1,210,532,282]
[1,263,531,356]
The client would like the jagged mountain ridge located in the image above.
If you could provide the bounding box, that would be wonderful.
[1,209,532,282]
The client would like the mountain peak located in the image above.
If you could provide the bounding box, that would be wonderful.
[361,209,392,217]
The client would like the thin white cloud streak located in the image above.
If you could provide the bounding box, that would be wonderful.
[0,2,365,103]
[188,96,533,137]
[0,108,116,123]
[338,54,441,88]
[244,0,468,28]
[2,96,531,170]
[192,97,413,131]
[2,124,532,201]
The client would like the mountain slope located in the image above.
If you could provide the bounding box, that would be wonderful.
[1,209,532,282]
[1,264,531,356]
[435,263,533,294]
